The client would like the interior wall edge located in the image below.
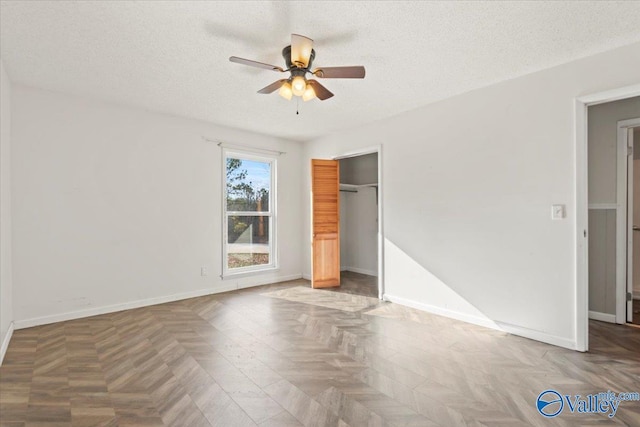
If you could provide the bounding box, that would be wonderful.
[0,58,14,361]
[0,321,14,366]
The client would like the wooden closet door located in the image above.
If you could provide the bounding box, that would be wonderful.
[311,159,340,288]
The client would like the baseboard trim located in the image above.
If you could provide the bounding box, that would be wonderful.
[383,294,500,331]
[588,310,616,323]
[14,274,303,330]
[494,321,576,350]
[0,321,15,366]
[383,294,576,351]
[343,267,378,277]
[302,273,312,281]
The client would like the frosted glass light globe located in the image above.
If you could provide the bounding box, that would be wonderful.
[291,76,306,97]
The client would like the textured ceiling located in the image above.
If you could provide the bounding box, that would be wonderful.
[2,1,640,141]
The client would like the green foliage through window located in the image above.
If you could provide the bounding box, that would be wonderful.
[224,155,274,271]
[226,158,270,212]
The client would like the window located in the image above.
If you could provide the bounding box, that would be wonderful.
[223,150,276,276]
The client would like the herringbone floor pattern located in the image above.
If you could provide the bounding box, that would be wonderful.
[1,278,639,426]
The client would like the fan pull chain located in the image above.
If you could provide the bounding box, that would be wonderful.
[296,97,299,115]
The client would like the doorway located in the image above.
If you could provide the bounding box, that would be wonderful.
[585,98,640,335]
[628,126,640,324]
[338,153,379,298]
[310,147,384,299]
[614,117,640,326]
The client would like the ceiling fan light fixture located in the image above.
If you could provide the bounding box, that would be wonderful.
[291,34,314,68]
[302,85,316,102]
[229,33,365,103]
[278,81,293,100]
[291,76,307,97]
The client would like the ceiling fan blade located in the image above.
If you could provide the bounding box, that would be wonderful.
[229,56,284,72]
[313,66,366,79]
[291,34,314,68]
[306,80,334,101]
[257,79,288,94]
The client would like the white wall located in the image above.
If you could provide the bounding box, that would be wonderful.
[342,187,378,276]
[0,60,14,360]
[11,86,303,327]
[303,42,640,350]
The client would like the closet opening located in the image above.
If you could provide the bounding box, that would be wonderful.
[338,152,379,298]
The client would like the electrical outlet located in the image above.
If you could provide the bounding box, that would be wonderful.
[551,204,566,220]
[201,267,208,276]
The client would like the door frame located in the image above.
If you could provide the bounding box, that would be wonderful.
[332,145,385,299]
[575,84,640,351]
[619,119,640,323]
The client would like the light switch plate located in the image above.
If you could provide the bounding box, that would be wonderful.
[551,204,566,220]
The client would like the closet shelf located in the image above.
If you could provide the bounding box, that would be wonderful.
[339,183,378,191]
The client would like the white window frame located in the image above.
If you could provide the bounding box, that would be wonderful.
[222,148,277,277]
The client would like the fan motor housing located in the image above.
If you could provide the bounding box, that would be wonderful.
[282,45,316,70]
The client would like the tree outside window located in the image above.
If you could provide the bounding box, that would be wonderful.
[223,153,276,273]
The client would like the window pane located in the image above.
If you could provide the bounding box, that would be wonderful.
[226,157,270,212]
[227,215,270,269]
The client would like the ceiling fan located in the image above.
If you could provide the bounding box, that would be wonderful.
[229,34,365,101]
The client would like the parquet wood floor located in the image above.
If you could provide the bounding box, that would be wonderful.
[1,278,639,426]
[262,287,379,312]
[329,272,378,299]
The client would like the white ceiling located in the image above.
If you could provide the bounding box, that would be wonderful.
[2,1,640,141]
